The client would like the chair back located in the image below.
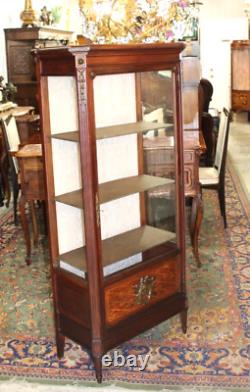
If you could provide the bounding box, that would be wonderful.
[198,78,215,166]
[1,115,20,174]
[143,107,164,137]
[199,78,213,113]
[214,107,231,177]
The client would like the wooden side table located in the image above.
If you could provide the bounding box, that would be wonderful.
[15,144,45,265]
[144,133,205,266]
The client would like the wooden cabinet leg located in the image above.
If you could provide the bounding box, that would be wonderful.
[1,156,11,208]
[56,333,65,358]
[180,309,187,334]
[93,355,102,383]
[30,201,39,246]
[218,185,227,228]
[13,179,19,226]
[190,194,203,267]
[19,195,32,265]
[0,177,4,207]
[92,339,103,383]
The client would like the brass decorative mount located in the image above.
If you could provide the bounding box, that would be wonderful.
[134,275,156,305]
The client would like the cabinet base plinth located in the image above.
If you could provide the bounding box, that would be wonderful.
[57,293,187,382]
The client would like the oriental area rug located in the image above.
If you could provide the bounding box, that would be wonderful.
[0,170,249,390]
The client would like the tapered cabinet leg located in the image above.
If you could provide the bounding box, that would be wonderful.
[56,333,65,358]
[92,339,103,383]
[13,180,19,226]
[93,355,102,383]
[190,194,203,267]
[180,309,187,334]
[0,180,4,207]
[30,201,39,246]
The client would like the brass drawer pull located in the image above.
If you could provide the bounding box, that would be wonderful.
[134,275,155,305]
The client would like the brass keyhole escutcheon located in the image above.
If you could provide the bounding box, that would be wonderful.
[134,275,155,305]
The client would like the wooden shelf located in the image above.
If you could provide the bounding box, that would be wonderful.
[59,225,176,278]
[55,174,174,208]
[97,121,172,139]
[51,121,172,142]
[52,131,79,142]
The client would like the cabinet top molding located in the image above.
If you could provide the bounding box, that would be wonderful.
[231,40,250,48]
[35,42,185,75]
[37,42,185,55]
[4,27,73,41]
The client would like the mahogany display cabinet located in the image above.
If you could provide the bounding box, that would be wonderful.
[36,43,187,382]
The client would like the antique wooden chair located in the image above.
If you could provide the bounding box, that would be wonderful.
[1,115,21,224]
[0,121,11,208]
[199,78,216,166]
[200,78,213,112]
[199,107,231,228]
[1,114,41,225]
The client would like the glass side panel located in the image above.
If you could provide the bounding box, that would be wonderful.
[141,70,176,242]
[141,70,174,132]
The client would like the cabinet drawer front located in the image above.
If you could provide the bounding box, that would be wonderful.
[184,164,195,194]
[232,91,250,110]
[105,256,181,325]
[184,150,199,195]
[21,158,45,198]
[184,150,195,163]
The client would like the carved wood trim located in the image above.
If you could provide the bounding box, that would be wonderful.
[74,55,87,110]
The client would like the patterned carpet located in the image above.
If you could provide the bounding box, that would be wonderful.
[0,171,249,389]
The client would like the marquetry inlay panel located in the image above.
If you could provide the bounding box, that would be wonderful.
[105,256,180,325]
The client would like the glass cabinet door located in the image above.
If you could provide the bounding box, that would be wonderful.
[93,70,177,277]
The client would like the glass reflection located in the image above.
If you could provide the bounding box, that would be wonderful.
[140,70,176,236]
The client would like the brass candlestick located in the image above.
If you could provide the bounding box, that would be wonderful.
[79,0,84,13]
[20,0,37,27]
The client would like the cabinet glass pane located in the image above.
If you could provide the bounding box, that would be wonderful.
[142,70,176,237]
[232,48,250,90]
[143,135,176,232]
[93,70,177,276]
